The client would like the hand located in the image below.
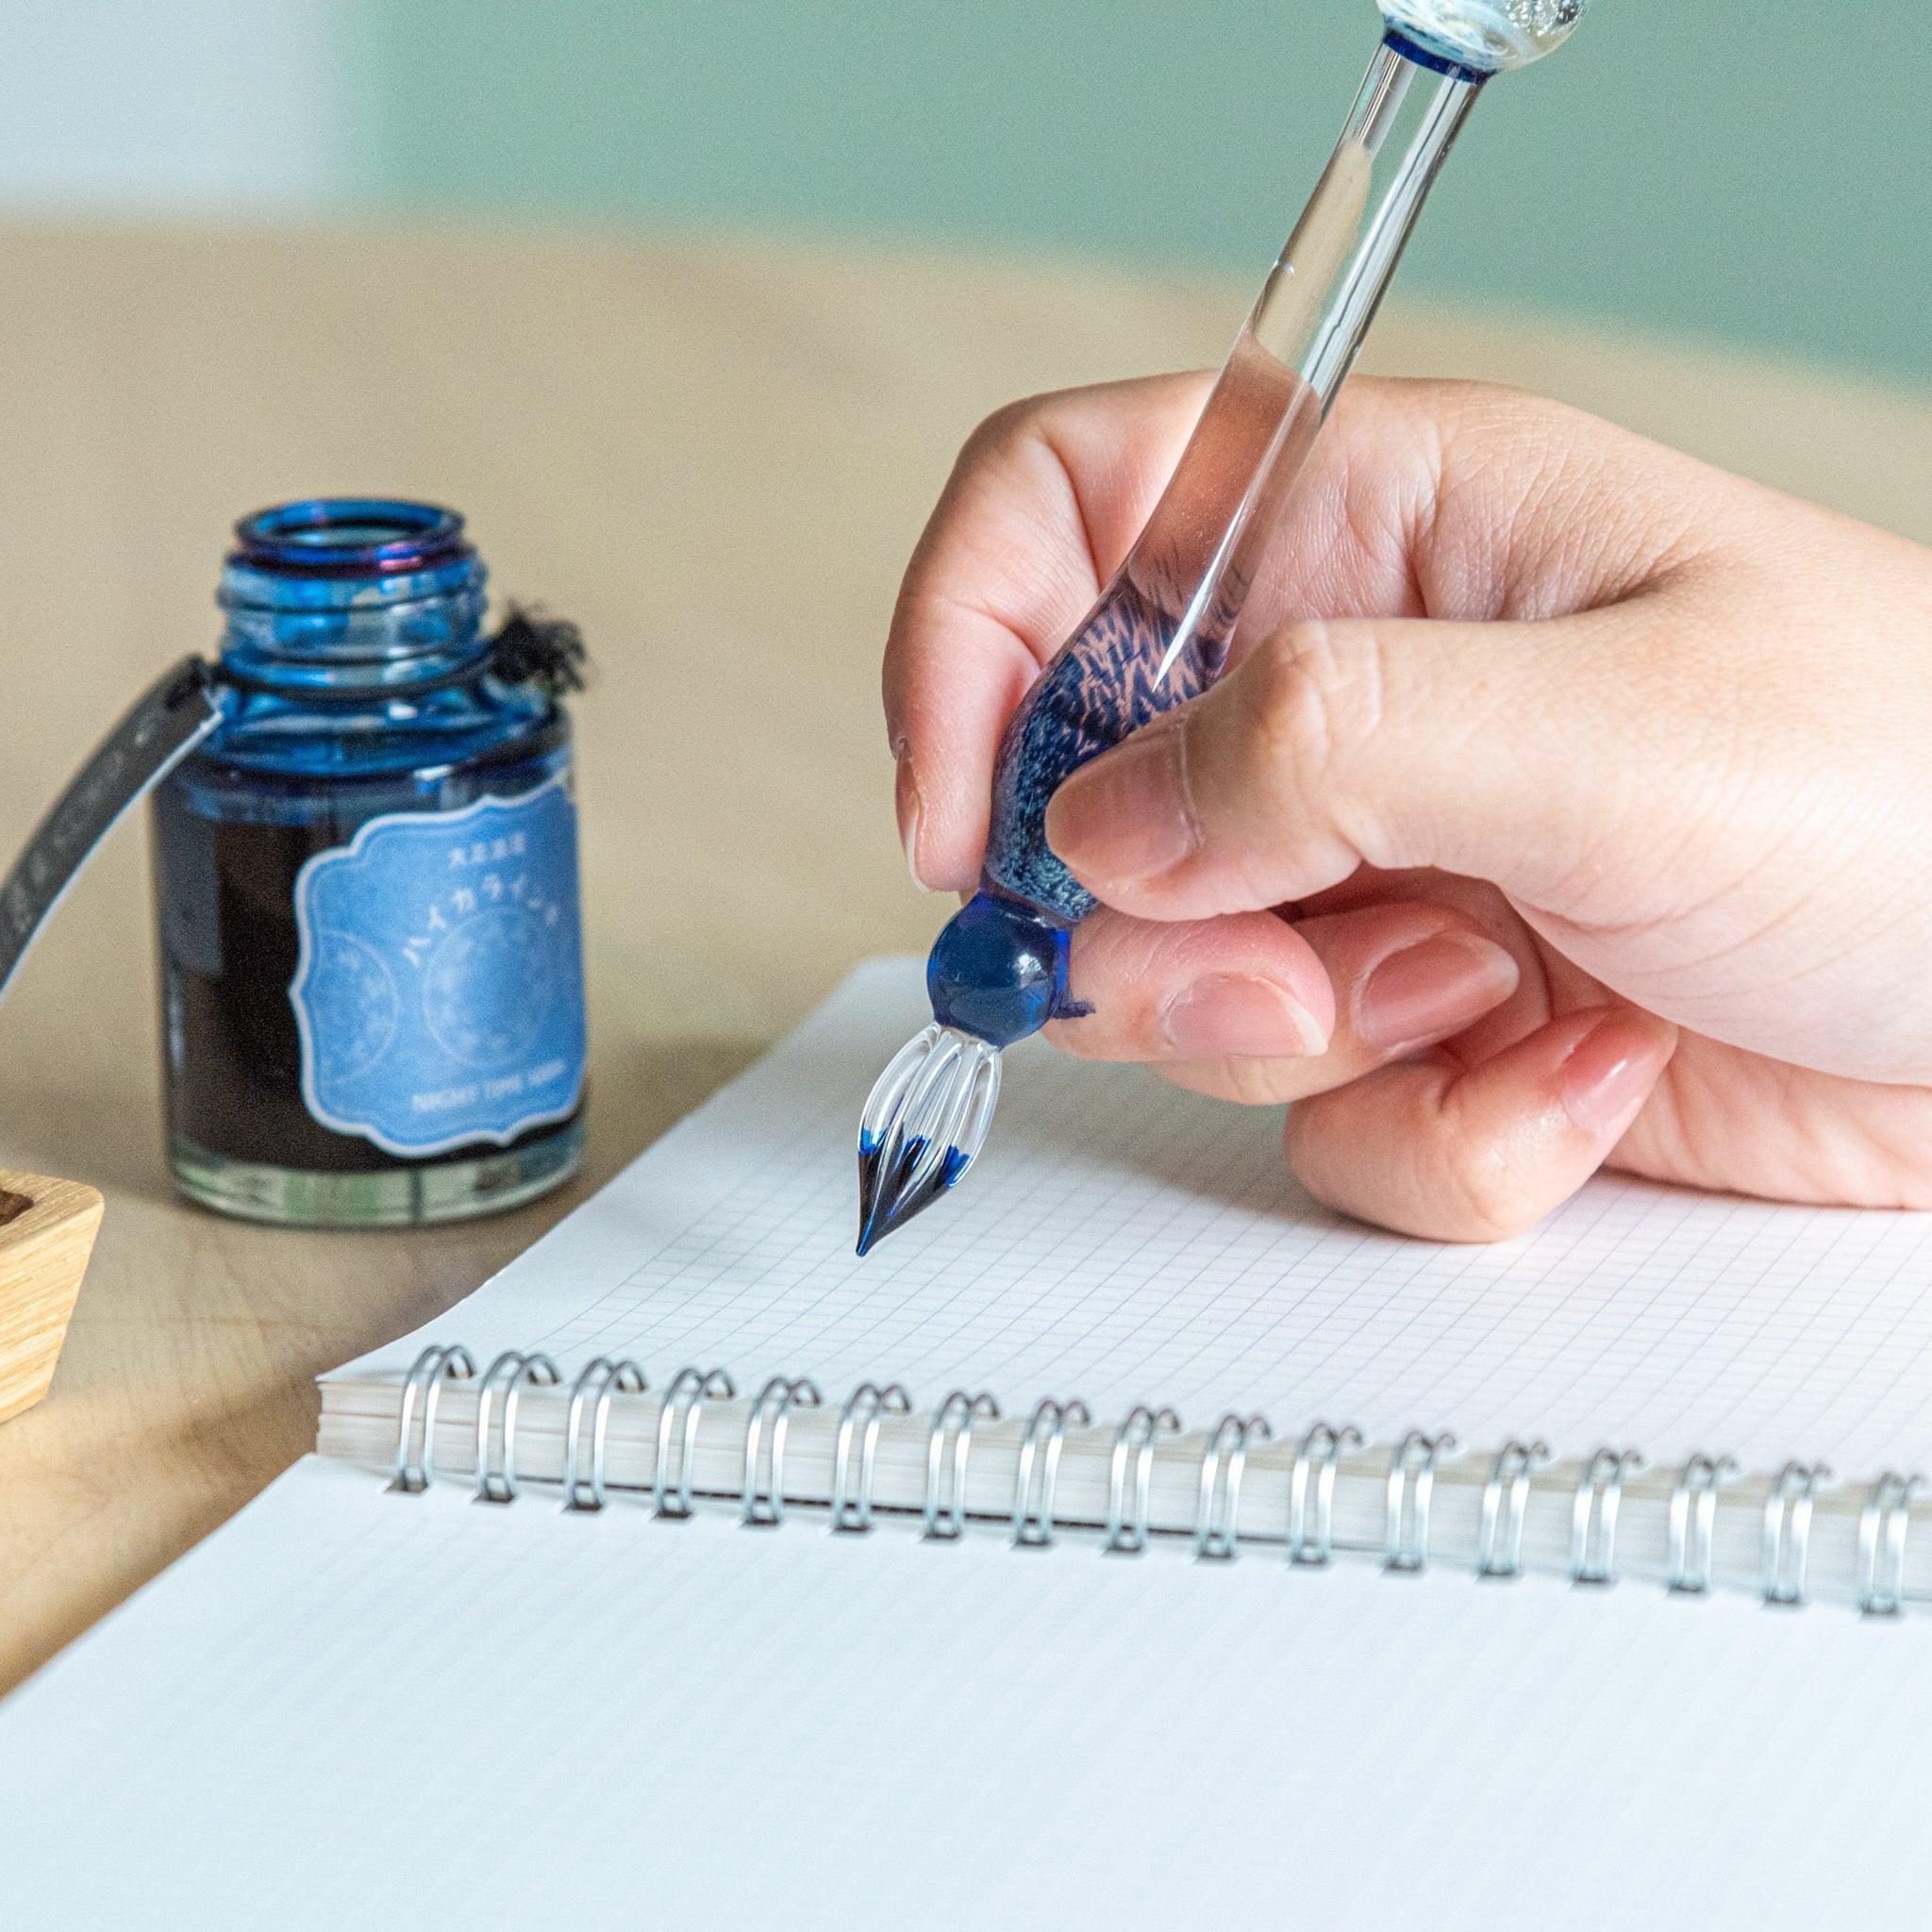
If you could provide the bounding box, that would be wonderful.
[883,374,1932,1239]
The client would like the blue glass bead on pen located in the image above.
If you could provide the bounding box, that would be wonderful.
[857,0,1591,1256]
[150,498,590,1226]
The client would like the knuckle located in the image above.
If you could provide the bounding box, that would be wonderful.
[1280,1093,1546,1244]
[1242,622,1385,784]
[1230,625,1390,890]
[1186,1056,1304,1107]
[957,392,1055,471]
[1435,380,1603,473]
[1427,386,1678,618]
[1279,1104,1348,1207]
[1433,1143,1543,1242]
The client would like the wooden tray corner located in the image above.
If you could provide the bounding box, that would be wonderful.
[0,1169,105,1424]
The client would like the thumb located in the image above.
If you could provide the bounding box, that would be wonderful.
[1042,608,1645,922]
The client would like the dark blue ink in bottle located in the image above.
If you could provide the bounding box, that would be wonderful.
[150,499,589,1225]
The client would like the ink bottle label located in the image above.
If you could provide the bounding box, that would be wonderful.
[290,777,587,1157]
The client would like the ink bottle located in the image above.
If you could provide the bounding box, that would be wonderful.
[149,499,589,1226]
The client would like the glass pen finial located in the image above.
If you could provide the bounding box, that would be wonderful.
[1376,0,1586,74]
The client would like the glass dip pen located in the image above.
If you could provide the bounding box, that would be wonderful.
[856,0,1589,1255]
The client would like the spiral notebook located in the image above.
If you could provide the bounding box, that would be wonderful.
[5,959,1932,1928]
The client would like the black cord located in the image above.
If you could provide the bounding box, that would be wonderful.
[485,606,589,697]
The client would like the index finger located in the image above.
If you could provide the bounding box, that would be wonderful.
[883,375,1209,891]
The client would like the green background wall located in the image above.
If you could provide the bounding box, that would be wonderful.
[357,1,1930,383]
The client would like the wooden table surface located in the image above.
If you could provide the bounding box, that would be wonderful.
[0,223,1927,1692]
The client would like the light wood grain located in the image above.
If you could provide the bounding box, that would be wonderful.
[0,223,1925,1694]
[0,1171,105,1424]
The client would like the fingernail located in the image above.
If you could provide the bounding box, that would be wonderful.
[1357,933,1520,1054]
[895,753,929,889]
[1045,732,1196,886]
[1559,1010,1669,1134]
[1160,974,1326,1058]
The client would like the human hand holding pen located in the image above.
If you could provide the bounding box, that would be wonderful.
[883,375,1932,1240]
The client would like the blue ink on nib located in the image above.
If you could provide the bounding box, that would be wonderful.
[856,1131,978,1257]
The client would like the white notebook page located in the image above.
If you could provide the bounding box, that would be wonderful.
[339,958,1932,1473]
[3,1454,1930,1930]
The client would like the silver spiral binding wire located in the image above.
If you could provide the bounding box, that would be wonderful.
[1383,1430,1456,1574]
[923,1390,999,1541]
[741,1375,824,1527]
[1762,1459,1835,1607]
[1569,1447,1645,1587]
[1474,1440,1550,1580]
[1665,1453,1738,1594]
[389,1343,476,1494]
[475,1350,561,1503]
[1856,1472,1924,1618]
[1103,1405,1181,1555]
[1195,1413,1271,1560]
[1287,1421,1364,1567]
[1010,1397,1091,1549]
[561,1357,647,1513]
[653,1365,736,1520]
[829,1382,912,1534]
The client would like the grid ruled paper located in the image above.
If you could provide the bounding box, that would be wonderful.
[2,1455,1929,1930]
[337,959,1932,1474]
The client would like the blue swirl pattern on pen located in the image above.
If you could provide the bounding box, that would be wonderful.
[982,577,1226,923]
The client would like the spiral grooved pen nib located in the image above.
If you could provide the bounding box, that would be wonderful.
[855,1024,1003,1256]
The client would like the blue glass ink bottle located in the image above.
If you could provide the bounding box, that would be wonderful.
[149,499,589,1226]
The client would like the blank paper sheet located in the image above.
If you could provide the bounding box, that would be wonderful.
[2,1456,1930,1929]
